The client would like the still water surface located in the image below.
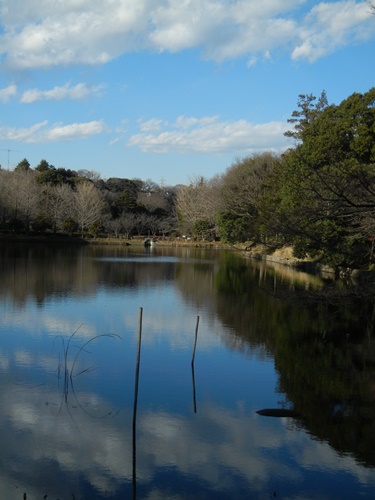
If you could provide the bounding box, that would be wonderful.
[1,242,375,499]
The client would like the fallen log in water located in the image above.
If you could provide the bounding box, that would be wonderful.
[256,408,301,418]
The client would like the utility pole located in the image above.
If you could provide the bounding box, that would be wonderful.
[0,148,19,169]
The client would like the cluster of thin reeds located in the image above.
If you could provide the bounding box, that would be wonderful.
[54,325,121,415]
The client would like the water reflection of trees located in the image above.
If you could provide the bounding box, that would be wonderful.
[213,254,375,468]
[0,243,176,305]
[275,324,375,467]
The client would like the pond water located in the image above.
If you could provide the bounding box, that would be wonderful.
[1,241,375,499]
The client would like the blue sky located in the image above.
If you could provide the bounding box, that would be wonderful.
[0,0,375,186]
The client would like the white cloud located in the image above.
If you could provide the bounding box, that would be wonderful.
[20,82,104,103]
[128,115,290,154]
[0,1,374,70]
[0,121,48,142]
[0,84,17,102]
[138,118,165,132]
[174,115,219,129]
[0,120,105,143]
[149,0,300,61]
[34,120,106,142]
[292,0,372,61]
[0,0,152,69]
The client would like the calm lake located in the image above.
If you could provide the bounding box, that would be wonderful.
[1,241,375,499]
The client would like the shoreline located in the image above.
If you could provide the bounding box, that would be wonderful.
[1,233,372,282]
[0,233,233,248]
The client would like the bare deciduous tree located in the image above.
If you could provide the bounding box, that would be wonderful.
[120,213,137,239]
[176,175,223,235]
[77,169,101,181]
[71,181,106,235]
[0,170,10,224]
[5,170,41,231]
[132,213,148,236]
[159,215,178,238]
[39,183,75,232]
[144,214,160,236]
[105,216,123,238]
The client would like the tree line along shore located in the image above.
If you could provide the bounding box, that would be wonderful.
[1,87,375,274]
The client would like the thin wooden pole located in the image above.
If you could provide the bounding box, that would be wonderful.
[132,307,143,500]
[191,315,199,365]
[191,315,199,413]
[191,362,197,414]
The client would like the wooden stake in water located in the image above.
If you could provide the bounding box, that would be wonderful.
[191,315,199,413]
[191,315,199,365]
[191,361,197,414]
[132,307,143,499]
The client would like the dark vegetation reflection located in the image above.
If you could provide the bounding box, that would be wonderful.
[215,252,375,468]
